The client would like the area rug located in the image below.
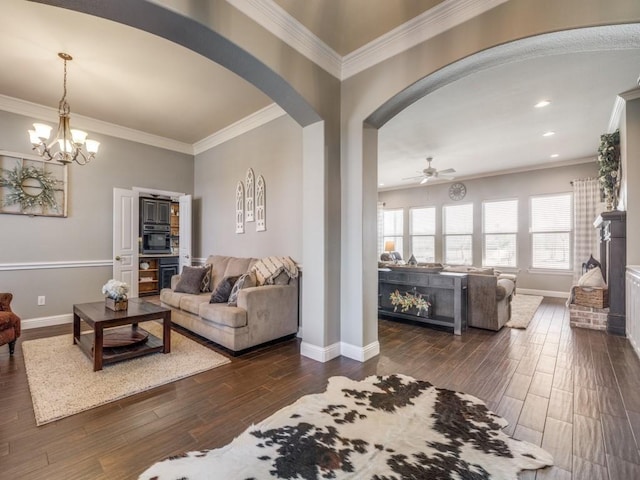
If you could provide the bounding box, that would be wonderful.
[23,321,230,426]
[505,294,544,329]
[140,373,553,479]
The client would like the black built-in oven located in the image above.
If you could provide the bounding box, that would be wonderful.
[141,224,171,254]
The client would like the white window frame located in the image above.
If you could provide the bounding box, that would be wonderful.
[483,199,518,268]
[382,208,403,256]
[529,193,573,271]
[410,206,436,263]
[443,203,473,266]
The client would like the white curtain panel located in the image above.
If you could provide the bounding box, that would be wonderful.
[572,178,603,283]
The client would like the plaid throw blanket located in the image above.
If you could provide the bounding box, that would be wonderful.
[252,256,298,285]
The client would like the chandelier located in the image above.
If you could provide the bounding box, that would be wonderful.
[28,53,99,165]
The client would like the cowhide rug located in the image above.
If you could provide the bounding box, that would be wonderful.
[140,374,553,479]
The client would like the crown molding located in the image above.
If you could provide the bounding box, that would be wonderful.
[0,94,193,155]
[227,0,342,79]
[342,0,510,79]
[228,0,509,80]
[193,103,286,155]
[608,95,626,133]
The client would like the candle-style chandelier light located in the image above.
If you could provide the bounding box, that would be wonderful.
[28,52,99,165]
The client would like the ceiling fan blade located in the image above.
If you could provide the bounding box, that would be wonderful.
[438,168,456,175]
[402,175,424,181]
[420,177,429,184]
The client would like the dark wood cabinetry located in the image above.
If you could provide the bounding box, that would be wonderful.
[378,269,467,335]
[141,198,171,225]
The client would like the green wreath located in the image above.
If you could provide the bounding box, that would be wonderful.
[0,165,60,212]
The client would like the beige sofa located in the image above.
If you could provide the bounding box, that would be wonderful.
[443,266,516,331]
[160,255,299,354]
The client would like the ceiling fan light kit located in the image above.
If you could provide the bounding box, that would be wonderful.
[28,52,100,166]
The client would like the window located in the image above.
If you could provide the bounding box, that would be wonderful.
[483,199,518,267]
[410,207,436,262]
[530,193,572,269]
[443,203,473,265]
[382,208,403,255]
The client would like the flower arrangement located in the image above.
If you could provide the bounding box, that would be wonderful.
[102,279,129,300]
[390,289,431,316]
[597,129,620,210]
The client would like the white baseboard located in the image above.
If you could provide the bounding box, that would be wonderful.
[300,341,341,362]
[23,313,73,330]
[518,289,569,299]
[340,341,380,362]
[300,339,381,363]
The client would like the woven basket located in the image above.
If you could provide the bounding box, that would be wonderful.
[574,287,608,309]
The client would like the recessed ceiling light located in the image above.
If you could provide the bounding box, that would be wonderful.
[550,154,559,158]
[543,131,555,137]
[535,100,551,108]
[379,183,385,187]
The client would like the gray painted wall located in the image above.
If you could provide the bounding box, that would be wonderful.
[194,115,302,261]
[0,109,193,319]
[378,161,600,294]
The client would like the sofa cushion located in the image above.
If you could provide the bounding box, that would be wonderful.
[199,303,248,328]
[175,266,209,294]
[210,276,240,303]
[159,288,187,308]
[224,257,254,278]
[206,256,232,292]
[179,293,211,315]
[227,272,257,306]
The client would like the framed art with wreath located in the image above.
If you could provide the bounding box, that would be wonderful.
[0,151,68,217]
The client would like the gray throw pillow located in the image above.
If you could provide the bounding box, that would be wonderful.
[210,276,240,303]
[227,272,257,306]
[175,266,209,294]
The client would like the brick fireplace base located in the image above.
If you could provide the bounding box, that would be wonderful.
[569,303,608,330]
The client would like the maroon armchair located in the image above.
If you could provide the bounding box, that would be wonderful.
[0,293,21,355]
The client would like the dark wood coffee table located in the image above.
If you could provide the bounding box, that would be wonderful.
[73,299,171,371]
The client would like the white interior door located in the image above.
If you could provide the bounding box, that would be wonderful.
[113,188,139,297]
[179,194,192,271]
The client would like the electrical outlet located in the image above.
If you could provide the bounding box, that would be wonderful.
[37,296,45,306]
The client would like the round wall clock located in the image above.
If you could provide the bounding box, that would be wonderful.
[449,182,467,201]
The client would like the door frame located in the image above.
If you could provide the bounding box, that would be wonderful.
[113,187,192,296]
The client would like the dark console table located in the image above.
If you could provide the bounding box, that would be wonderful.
[378,268,468,335]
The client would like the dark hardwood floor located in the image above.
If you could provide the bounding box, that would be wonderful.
[1,297,640,479]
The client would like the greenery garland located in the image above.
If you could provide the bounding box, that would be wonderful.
[597,129,620,206]
[390,289,431,316]
[0,165,60,212]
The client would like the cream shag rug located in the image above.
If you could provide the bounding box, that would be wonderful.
[140,374,553,479]
[506,295,544,329]
[23,321,230,425]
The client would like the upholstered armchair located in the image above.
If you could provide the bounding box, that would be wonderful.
[442,267,516,331]
[0,293,21,355]
[466,274,515,331]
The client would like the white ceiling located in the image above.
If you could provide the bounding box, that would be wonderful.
[0,1,639,190]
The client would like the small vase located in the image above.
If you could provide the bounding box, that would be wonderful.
[105,297,128,311]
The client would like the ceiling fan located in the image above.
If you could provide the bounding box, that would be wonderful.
[404,157,456,184]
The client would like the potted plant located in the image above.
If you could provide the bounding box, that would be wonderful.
[102,279,129,311]
[597,129,621,210]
